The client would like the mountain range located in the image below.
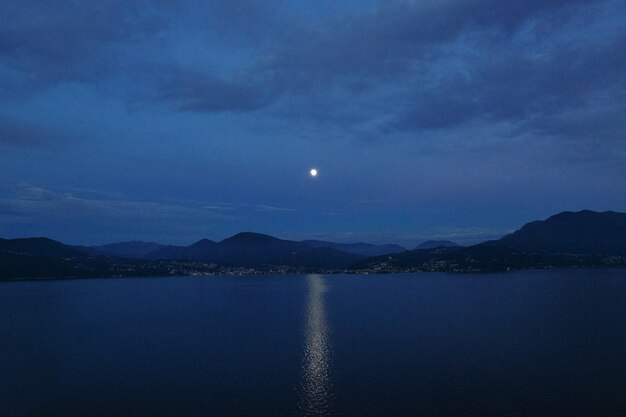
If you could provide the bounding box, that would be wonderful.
[415,240,460,250]
[146,232,366,268]
[355,210,626,272]
[81,234,404,263]
[483,210,626,255]
[75,241,167,258]
[1,210,625,279]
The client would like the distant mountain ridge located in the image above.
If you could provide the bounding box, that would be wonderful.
[80,241,167,258]
[147,238,218,261]
[354,210,626,272]
[0,237,111,279]
[147,232,364,269]
[415,240,460,250]
[300,240,405,256]
[2,210,626,279]
[482,210,626,255]
[1,237,82,258]
[91,235,404,260]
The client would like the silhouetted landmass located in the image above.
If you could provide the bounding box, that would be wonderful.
[148,238,217,261]
[2,210,626,280]
[352,245,614,273]
[0,233,364,280]
[354,210,626,272]
[1,237,83,258]
[76,241,167,259]
[0,238,82,279]
[482,210,626,255]
[0,238,170,280]
[300,240,405,256]
[415,240,460,250]
[148,232,364,268]
[120,236,403,259]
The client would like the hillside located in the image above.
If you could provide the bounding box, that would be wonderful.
[84,241,167,259]
[147,232,364,268]
[354,211,626,272]
[415,240,460,250]
[482,210,626,255]
[3,211,626,279]
[300,240,405,256]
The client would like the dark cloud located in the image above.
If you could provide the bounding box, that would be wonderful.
[153,68,282,112]
[1,1,625,245]
[2,0,622,132]
[0,0,624,147]
[0,118,76,147]
[263,0,600,83]
[0,0,172,91]
[228,0,624,147]
[390,31,626,135]
[204,0,286,43]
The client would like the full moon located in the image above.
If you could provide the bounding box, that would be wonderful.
[310,168,318,177]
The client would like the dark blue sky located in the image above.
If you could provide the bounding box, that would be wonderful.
[1,0,625,246]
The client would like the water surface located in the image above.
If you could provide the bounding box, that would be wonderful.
[2,270,626,416]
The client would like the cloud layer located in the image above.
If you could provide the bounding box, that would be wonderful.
[1,0,625,244]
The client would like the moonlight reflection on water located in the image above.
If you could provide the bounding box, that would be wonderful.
[4,272,626,416]
[299,274,332,416]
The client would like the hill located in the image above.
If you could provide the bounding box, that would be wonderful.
[81,241,167,259]
[482,210,626,255]
[354,210,626,272]
[0,238,84,279]
[0,237,170,280]
[300,240,405,256]
[147,232,364,269]
[1,237,83,258]
[415,240,460,250]
[3,210,626,279]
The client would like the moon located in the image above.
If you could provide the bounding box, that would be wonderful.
[310,168,318,177]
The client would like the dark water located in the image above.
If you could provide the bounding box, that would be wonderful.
[2,270,626,416]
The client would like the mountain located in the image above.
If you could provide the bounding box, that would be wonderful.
[3,210,626,279]
[300,240,405,256]
[0,237,174,280]
[415,240,460,250]
[0,238,89,279]
[147,232,364,268]
[216,233,363,268]
[82,241,167,259]
[0,237,83,258]
[148,238,217,261]
[354,210,626,272]
[147,244,189,260]
[481,210,626,255]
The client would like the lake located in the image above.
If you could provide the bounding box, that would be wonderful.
[2,270,626,416]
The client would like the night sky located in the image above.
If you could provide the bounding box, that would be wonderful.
[1,0,625,246]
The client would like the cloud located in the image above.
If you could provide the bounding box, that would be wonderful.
[0,183,238,222]
[0,0,624,152]
[388,30,626,135]
[0,118,77,147]
[203,0,286,43]
[16,183,56,201]
[0,3,168,100]
[265,0,591,81]
[414,227,515,244]
[203,204,236,211]
[153,68,282,112]
[281,226,513,246]
[255,204,297,213]
[229,0,623,149]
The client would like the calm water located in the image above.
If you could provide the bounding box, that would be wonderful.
[2,270,626,416]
